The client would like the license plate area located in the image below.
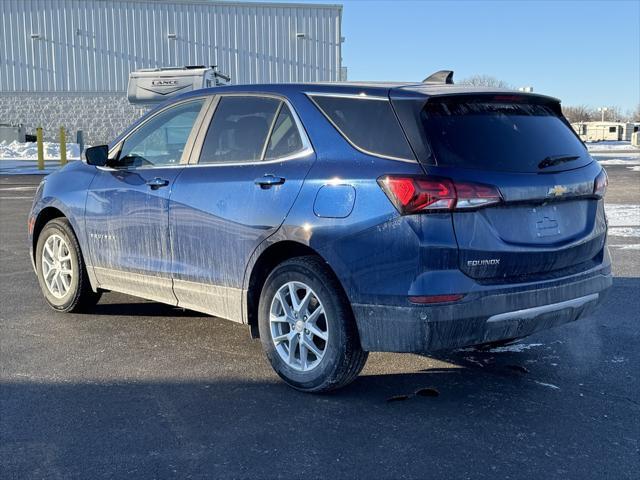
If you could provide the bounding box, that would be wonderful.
[533,205,561,239]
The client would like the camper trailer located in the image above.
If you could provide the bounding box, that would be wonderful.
[127,66,230,105]
[623,122,640,141]
[572,121,639,142]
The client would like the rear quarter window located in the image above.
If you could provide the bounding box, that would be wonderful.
[310,95,415,161]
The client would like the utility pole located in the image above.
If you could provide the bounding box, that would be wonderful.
[597,107,609,122]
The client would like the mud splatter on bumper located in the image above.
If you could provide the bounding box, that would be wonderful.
[353,268,612,352]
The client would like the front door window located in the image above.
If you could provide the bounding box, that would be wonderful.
[117,100,205,168]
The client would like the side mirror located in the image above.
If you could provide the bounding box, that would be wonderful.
[85,145,109,166]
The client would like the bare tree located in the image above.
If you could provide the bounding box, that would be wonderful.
[563,105,592,123]
[608,106,623,122]
[589,105,623,122]
[459,74,512,89]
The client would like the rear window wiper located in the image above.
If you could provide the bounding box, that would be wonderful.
[538,154,580,169]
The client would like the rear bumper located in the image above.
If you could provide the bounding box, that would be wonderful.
[352,266,612,352]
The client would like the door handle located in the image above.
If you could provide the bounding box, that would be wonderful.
[146,177,170,190]
[255,174,285,189]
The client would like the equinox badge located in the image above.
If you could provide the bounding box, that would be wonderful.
[467,259,500,266]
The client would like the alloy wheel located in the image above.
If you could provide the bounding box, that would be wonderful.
[41,234,73,299]
[269,281,329,372]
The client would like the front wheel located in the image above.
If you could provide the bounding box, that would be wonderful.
[35,218,101,312]
[258,256,368,392]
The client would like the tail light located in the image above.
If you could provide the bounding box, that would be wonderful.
[594,169,608,198]
[378,175,502,215]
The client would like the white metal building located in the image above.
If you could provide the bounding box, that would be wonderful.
[0,0,343,142]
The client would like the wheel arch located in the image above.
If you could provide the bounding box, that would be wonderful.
[32,206,67,262]
[31,205,99,293]
[244,240,349,339]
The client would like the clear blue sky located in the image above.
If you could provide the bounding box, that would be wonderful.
[292,0,640,111]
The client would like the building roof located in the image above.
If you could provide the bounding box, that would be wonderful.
[91,0,342,9]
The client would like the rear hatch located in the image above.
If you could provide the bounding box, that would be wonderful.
[392,92,607,282]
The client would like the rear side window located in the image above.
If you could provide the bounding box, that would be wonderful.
[310,95,415,161]
[199,96,280,164]
[420,98,589,173]
[265,104,304,160]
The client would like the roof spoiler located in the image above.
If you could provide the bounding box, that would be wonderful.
[422,70,454,85]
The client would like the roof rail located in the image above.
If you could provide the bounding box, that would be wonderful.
[422,70,454,85]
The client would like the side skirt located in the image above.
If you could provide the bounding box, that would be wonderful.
[93,268,245,323]
[94,267,177,306]
[173,278,244,323]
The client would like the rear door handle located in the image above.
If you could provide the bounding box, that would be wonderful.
[255,174,285,189]
[146,177,170,190]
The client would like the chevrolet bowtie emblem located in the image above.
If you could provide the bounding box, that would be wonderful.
[548,185,568,197]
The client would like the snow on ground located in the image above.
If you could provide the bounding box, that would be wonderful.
[607,227,640,238]
[606,204,640,238]
[0,140,82,160]
[596,158,640,166]
[591,151,640,169]
[605,204,640,227]
[586,141,639,152]
[587,141,640,171]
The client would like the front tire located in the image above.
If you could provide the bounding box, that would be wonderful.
[258,256,368,392]
[35,218,101,312]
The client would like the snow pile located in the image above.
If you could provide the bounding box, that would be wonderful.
[0,140,82,160]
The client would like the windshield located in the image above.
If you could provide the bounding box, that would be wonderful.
[420,97,589,173]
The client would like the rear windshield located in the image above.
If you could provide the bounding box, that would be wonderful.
[420,98,589,172]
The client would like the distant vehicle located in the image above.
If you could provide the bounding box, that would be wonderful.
[28,71,612,392]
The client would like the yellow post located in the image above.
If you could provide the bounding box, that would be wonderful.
[59,126,67,166]
[36,127,44,170]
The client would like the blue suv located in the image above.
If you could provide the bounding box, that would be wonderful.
[29,71,612,392]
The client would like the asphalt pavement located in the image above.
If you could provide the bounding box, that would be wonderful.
[1,166,638,479]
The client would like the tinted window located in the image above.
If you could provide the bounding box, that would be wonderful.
[118,100,204,168]
[265,104,304,159]
[200,96,280,164]
[311,95,414,160]
[420,98,589,173]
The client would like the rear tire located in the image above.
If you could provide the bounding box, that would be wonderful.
[258,256,368,392]
[35,218,101,313]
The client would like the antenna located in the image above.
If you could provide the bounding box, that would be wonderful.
[422,70,454,85]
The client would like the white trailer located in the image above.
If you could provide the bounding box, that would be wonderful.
[127,66,230,105]
[571,122,631,142]
[622,123,640,141]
